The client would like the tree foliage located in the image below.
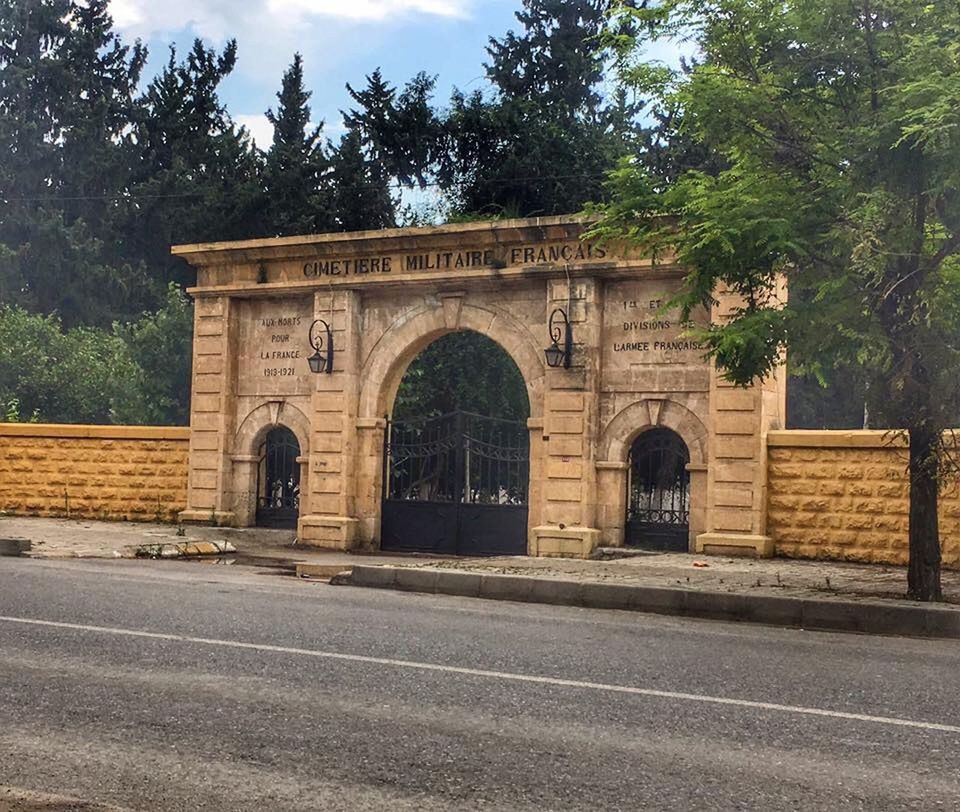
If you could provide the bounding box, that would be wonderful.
[393,332,529,422]
[342,0,639,219]
[593,0,960,600]
[261,53,331,237]
[0,5,403,425]
[112,285,194,425]
[0,288,192,425]
[0,305,144,423]
[0,0,148,327]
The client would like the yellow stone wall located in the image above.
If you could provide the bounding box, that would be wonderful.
[767,431,960,568]
[0,424,190,522]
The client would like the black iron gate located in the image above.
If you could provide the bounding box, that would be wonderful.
[256,427,301,529]
[381,410,529,556]
[625,428,690,551]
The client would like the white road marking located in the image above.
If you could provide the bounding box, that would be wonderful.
[1,614,958,735]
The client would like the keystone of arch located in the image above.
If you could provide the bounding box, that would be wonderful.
[234,399,311,456]
[598,398,708,465]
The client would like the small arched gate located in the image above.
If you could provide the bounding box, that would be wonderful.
[256,427,301,528]
[626,428,690,551]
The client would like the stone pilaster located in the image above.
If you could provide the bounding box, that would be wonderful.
[298,288,361,549]
[530,276,603,558]
[180,295,236,526]
[696,288,785,557]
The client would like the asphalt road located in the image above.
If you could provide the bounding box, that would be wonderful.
[0,558,958,811]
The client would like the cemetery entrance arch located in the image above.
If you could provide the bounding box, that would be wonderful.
[175,216,786,561]
[375,327,535,556]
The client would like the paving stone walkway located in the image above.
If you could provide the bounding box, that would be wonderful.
[2,515,957,606]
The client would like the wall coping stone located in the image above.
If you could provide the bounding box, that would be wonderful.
[767,430,909,448]
[0,423,190,441]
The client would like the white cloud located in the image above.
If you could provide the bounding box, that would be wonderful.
[109,0,475,108]
[269,0,468,22]
[234,114,274,148]
[110,0,470,39]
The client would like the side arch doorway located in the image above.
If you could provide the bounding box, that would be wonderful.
[626,428,690,551]
[256,426,301,528]
[380,331,530,556]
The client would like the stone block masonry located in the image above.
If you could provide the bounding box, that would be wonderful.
[767,431,960,568]
[0,424,189,522]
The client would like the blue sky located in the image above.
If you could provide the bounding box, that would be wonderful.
[108,0,529,148]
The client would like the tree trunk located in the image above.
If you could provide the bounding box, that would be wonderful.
[907,425,943,601]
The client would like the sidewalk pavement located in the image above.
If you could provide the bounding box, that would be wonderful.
[386,551,960,606]
[0,515,424,569]
[3,515,958,637]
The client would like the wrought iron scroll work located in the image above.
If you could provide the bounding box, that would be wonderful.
[384,410,529,506]
[308,318,333,374]
[546,308,572,368]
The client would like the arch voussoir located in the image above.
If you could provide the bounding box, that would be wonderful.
[599,398,708,465]
[358,301,545,419]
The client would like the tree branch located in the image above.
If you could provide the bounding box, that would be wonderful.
[928,231,960,273]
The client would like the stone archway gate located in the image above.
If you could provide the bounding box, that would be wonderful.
[173,216,785,559]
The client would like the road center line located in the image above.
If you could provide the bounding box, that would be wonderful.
[2,613,957,735]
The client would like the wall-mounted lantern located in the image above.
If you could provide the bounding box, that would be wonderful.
[307,318,334,374]
[545,307,572,369]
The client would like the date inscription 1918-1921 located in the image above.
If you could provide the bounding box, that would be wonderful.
[259,313,303,377]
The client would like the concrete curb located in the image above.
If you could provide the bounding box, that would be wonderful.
[296,563,354,579]
[345,565,960,640]
[0,537,31,556]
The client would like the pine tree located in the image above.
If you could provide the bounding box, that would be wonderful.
[446,0,626,216]
[485,0,606,120]
[332,69,399,230]
[360,0,633,218]
[0,0,146,327]
[261,54,331,237]
[125,39,262,292]
[343,68,395,168]
[59,0,145,230]
[329,126,395,232]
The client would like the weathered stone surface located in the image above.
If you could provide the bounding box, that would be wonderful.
[766,434,960,568]
[0,426,189,522]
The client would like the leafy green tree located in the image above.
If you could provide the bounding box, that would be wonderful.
[112,284,193,425]
[0,305,148,423]
[261,53,332,236]
[0,0,148,327]
[593,0,960,600]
